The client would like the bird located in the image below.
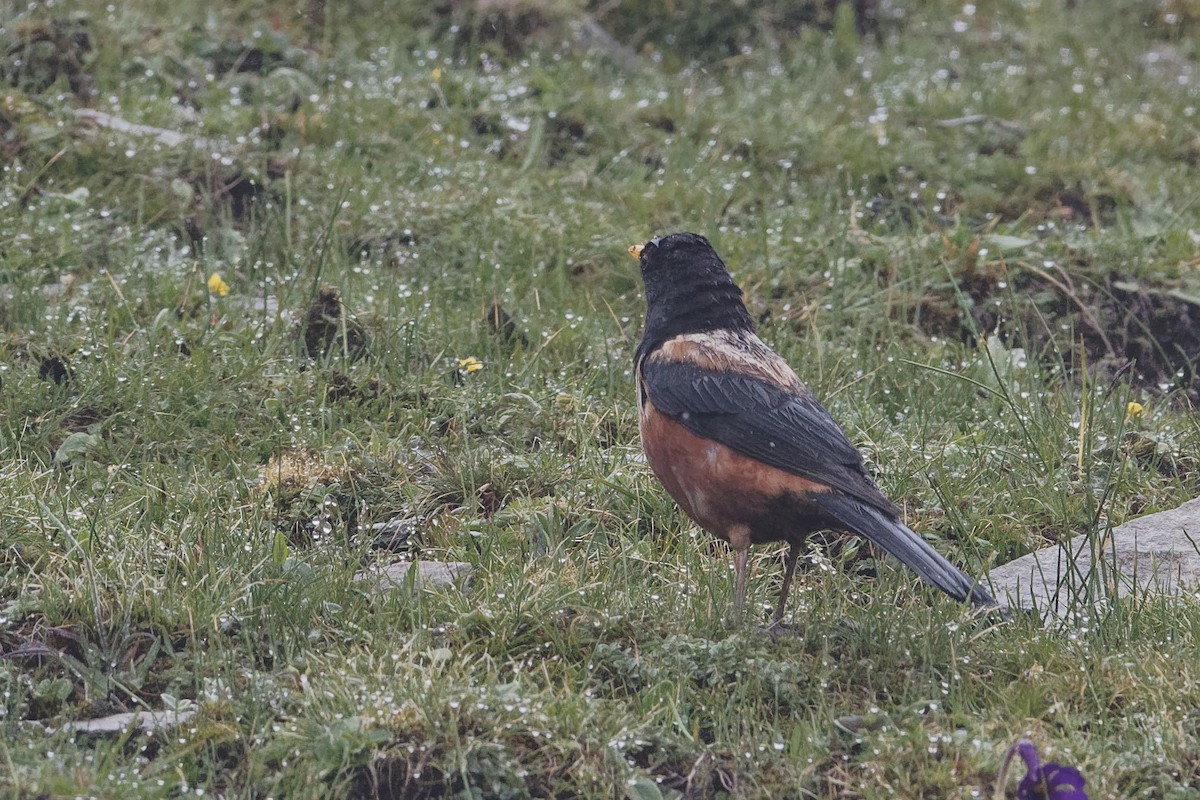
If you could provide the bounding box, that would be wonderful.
[629,232,996,625]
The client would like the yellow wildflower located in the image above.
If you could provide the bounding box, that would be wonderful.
[431,67,443,82]
[208,272,230,297]
[1126,401,1144,419]
[457,356,483,373]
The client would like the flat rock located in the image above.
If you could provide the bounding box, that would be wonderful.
[55,708,196,734]
[988,497,1200,620]
[572,15,641,70]
[75,108,215,149]
[365,516,424,552]
[355,560,474,594]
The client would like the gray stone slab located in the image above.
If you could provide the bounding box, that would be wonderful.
[355,560,474,594]
[55,709,196,734]
[988,497,1200,620]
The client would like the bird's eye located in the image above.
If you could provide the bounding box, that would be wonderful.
[648,236,663,249]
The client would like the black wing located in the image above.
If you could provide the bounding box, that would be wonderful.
[641,356,897,514]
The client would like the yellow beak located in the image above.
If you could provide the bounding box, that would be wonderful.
[628,244,644,260]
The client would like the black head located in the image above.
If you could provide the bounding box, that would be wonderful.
[632,232,754,357]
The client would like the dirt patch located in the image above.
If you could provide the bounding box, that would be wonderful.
[37,354,73,385]
[299,284,368,361]
[913,265,1200,400]
[324,370,382,404]
[482,300,529,348]
[0,15,95,97]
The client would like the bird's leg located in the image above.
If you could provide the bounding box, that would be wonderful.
[771,542,802,627]
[732,546,749,620]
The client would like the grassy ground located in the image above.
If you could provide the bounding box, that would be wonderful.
[3,0,1200,797]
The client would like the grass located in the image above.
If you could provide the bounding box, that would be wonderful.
[2,0,1200,796]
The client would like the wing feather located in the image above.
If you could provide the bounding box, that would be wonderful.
[641,356,897,514]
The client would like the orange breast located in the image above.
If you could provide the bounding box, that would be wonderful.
[638,396,834,549]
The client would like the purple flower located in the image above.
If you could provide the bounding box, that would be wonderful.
[996,740,1087,800]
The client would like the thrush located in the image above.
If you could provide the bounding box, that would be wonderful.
[631,232,995,624]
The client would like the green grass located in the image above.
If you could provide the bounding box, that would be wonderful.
[3,0,1200,797]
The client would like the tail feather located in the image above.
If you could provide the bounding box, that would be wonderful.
[812,493,996,607]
